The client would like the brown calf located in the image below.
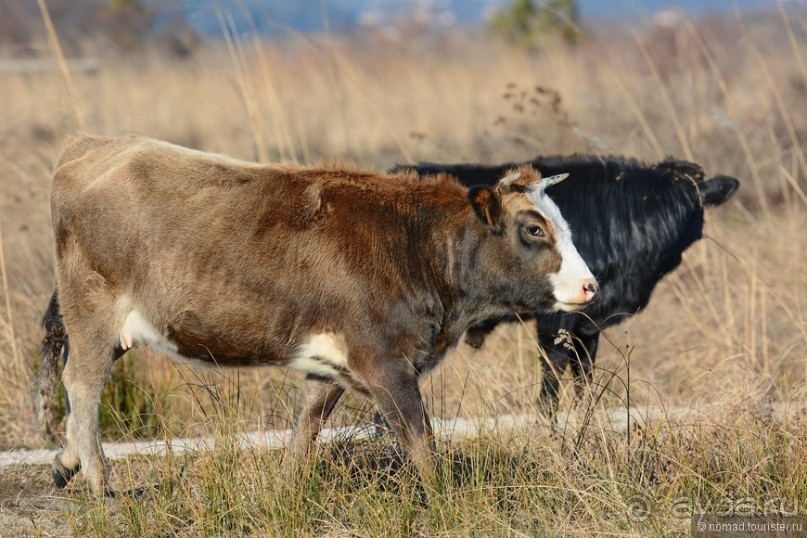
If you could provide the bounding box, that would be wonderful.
[40,135,597,495]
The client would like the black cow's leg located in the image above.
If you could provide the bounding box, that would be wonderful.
[569,332,600,403]
[537,351,566,416]
[463,319,499,349]
[537,330,572,417]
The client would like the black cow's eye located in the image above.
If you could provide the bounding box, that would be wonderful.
[525,225,544,237]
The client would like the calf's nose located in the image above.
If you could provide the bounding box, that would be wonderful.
[582,279,598,303]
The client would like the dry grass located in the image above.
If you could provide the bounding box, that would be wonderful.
[0,6,806,536]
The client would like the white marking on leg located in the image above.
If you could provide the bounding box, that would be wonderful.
[296,333,348,367]
[290,333,349,379]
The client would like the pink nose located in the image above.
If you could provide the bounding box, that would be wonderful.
[582,279,598,303]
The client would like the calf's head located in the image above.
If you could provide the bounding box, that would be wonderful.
[468,165,597,312]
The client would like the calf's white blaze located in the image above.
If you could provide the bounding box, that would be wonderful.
[526,183,596,311]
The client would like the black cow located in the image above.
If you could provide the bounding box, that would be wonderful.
[392,156,739,414]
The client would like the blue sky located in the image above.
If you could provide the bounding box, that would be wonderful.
[175,0,780,36]
[581,0,774,19]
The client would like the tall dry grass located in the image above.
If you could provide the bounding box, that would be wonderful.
[0,4,805,535]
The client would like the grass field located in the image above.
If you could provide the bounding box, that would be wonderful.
[0,6,806,536]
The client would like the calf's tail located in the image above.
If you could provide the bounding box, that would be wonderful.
[34,290,69,439]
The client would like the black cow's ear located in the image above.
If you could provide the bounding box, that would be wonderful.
[468,185,502,230]
[699,175,740,206]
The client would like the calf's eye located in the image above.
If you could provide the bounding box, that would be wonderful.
[525,225,544,237]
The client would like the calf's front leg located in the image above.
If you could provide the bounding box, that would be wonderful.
[361,362,437,485]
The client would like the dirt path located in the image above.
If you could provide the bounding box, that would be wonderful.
[2,402,804,537]
[4,402,805,469]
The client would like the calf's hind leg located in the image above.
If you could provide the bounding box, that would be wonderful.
[286,378,345,474]
[54,330,117,495]
[52,243,121,495]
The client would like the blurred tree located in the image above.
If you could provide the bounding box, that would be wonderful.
[0,0,38,51]
[97,0,158,50]
[491,0,582,47]
[0,0,199,57]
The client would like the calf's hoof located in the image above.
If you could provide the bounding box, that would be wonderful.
[52,459,80,489]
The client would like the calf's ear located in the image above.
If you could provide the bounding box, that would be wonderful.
[699,175,740,206]
[468,185,502,231]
